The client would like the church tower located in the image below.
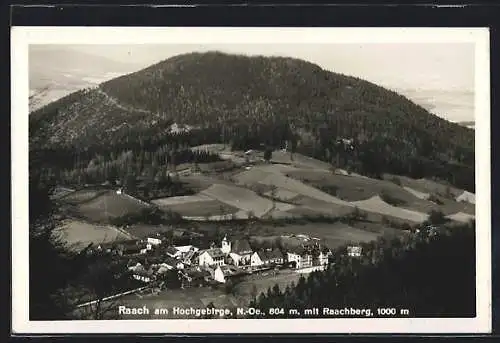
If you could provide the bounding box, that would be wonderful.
[221,235,231,254]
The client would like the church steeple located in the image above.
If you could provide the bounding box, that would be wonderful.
[221,235,231,254]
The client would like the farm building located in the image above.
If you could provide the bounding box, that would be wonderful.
[210,265,248,283]
[132,269,155,283]
[147,236,163,246]
[198,248,226,267]
[250,248,284,267]
[287,246,313,269]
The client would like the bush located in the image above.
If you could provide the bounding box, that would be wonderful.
[390,176,402,186]
[427,210,448,225]
[428,194,444,205]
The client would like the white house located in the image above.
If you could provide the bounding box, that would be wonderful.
[213,266,226,283]
[147,237,162,246]
[132,269,154,283]
[318,249,332,266]
[287,247,313,269]
[211,265,247,283]
[198,248,226,267]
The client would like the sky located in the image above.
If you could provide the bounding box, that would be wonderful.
[65,43,475,93]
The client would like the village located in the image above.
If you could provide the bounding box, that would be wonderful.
[89,229,333,294]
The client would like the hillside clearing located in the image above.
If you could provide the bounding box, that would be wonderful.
[151,194,213,206]
[291,196,355,217]
[456,191,476,205]
[403,186,430,200]
[59,188,109,205]
[285,169,440,214]
[350,196,428,223]
[446,212,475,223]
[54,219,132,250]
[383,174,463,197]
[264,188,299,201]
[201,183,274,217]
[270,151,332,170]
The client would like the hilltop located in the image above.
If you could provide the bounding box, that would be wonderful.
[29,51,474,191]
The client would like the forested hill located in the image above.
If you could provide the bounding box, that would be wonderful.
[29,51,475,191]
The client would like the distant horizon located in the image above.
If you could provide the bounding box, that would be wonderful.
[29,43,476,122]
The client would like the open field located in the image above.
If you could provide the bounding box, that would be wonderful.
[51,186,76,200]
[167,200,240,218]
[190,144,228,153]
[446,211,475,223]
[403,186,430,200]
[234,269,302,301]
[285,169,452,214]
[59,188,109,205]
[122,224,172,239]
[456,190,476,204]
[54,219,132,250]
[75,191,150,221]
[270,150,332,170]
[291,196,354,217]
[201,183,275,217]
[152,194,213,206]
[256,222,384,249]
[382,174,464,198]
[351,196,428,223]
[179,174,236,193]
[235,166,350,206]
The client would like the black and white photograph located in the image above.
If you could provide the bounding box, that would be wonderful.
[12,27,491,334]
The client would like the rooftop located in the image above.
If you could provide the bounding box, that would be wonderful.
[201,248,225,259]
[231,239,253,254]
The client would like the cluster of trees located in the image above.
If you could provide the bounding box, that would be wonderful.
[109,207,183,227]
[29,168,142,320]
[249,220,475,318]
[30,51,475,192]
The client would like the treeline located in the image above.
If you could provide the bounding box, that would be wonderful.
[249,221,475,318]
[31,139,221,191]
[29,170,140,320]
[31,51,475,191]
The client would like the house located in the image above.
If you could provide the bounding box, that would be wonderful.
[132,269,155,283]
[147,236,162,246]
[318,248,332,266]
[117,240,145,256]
[212,266,226,283]
[198,248,226,267]
[251,248,284,268]
[227,238,253,266]
[211,265,247,283]
[287,246,313,269]
[221,236,231,254]
[173,245,199,259]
